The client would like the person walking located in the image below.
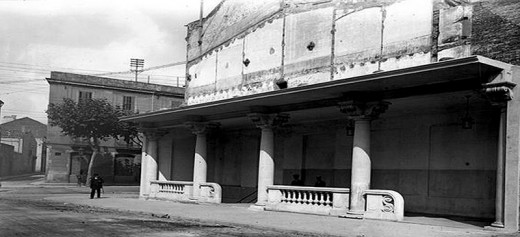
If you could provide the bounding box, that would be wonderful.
[89,173,104,199]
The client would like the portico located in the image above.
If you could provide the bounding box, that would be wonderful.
[124,56,519,230]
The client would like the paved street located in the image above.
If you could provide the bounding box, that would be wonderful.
[0,175,310,237]
[2,174,520,237]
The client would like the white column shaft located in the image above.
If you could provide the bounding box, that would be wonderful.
[256,127,275,206]
[192,133,207,198]
[142,138,158,197]
[350,119,371,213]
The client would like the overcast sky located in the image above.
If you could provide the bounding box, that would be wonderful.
[0,0,220,124]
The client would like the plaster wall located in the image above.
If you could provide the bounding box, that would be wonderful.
[45,144,70,182]
[0,144,14,177]
[284,7,333,87]
[171,131,195,181]
[158,133,174,181]
[243,19,283,80]
[186,1,440,104]
[216,39,243,91]
[186,0,520,105]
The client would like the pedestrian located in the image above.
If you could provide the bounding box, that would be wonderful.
[76,169,84,187]
[290,174,304,186]
[314,176,326,187]
[89,173,104,199]
[76,169,86,187]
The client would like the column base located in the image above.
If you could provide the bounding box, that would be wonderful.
[248,204,266,211]
[488,221,505,228]
[340,211,364,219]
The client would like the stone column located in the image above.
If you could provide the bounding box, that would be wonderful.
[491,107,506,228]
[339,100,390,214]
[484,85,514,228]
[140,130,168,198]
[185,122,219,200]
[249,113,289,207]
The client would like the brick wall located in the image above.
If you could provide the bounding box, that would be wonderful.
[471,0,520,66]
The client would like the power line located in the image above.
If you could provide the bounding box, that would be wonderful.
[2,110,47,115]
[0,87,49,95]
[0,78,45,84]
[0,62,187,78]
[94,60,186,76]
[0,61,119,74]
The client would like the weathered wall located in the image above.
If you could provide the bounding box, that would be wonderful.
[185,0,520,105]
[0,144,14,177]
[213,129,260,202]
[45,144,70,182]
[2,133,37,175]
[158,133,174,181]
[170,130,196,181]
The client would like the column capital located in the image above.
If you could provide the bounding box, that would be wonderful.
[248,113,289,130]
[184,122,220,135]
[142,129,169,141]
[338,100,390,120]
[483,82,515,106]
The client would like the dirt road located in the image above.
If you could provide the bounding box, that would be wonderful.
[0,175,311,237]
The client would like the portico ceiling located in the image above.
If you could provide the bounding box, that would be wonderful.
[121,56,512,128]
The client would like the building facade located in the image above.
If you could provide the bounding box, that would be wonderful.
[46,72,184,183]
[0,129,37,177]
[123,0,520,231]
[0,117,47,173]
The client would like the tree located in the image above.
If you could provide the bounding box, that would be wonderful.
[46,98,139,185]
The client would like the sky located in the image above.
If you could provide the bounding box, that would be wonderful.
[0,0,220,124]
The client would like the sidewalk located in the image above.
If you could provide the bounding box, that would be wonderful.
[45,192,517,237]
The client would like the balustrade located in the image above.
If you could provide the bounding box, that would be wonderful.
[266,185,349,216]
[280,189,333,206]
[149,180,222,204]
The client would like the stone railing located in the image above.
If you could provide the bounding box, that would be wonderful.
[149,180,222,204]
[363,189,404,221]
[149,180,193,202]
[198,182,222,203]
[266,185,350,216]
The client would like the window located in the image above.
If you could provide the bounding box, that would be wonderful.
[122,96,134,111]
[78,91,92,103]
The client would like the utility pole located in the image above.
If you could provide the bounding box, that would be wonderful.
[130,58,144,82]
[0,100,4,138]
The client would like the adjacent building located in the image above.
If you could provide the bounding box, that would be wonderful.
[123,0,520,231]
[0,117,47,173]
[45,72,184,183]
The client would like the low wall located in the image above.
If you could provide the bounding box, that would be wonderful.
[149,180,222,204]
[266,185,404,221]
[266,185,350,216]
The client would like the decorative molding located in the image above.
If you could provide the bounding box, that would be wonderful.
[483,82,515,106]
[382,195,395,213]
[338,101,390,120]
[184,122,220,135]
[142,129,170,141]
[248,113,289,130]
